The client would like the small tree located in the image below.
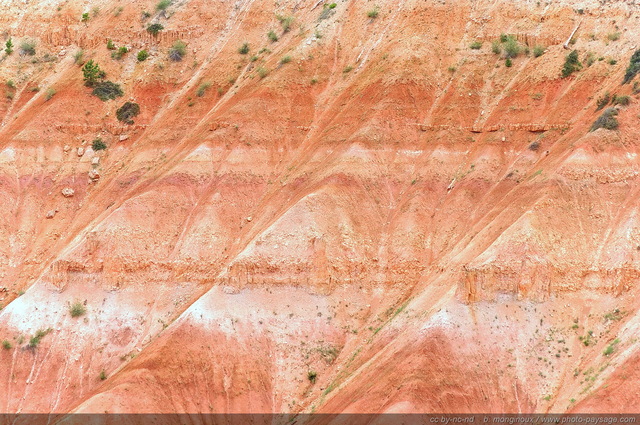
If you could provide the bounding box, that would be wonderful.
[82,60,105,87]
[5,37,13,55]
[623,49,640,84]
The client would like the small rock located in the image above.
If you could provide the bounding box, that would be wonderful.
[246,216,252,222]
[63,145,71,152]
[91,156,100,165]
[62,188,75,197]
[119,134,129,142]
[46,210,56,219]
[77,147,85,157]
[88,170,100,181]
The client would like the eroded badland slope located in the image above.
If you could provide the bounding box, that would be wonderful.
[1,0,640,417]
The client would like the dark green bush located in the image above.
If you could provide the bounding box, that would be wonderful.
[70,301,87,317]
[92,81,123,101]
[116,101,140,123]
[28,328,52,348]
[238,43,249,54]
[19,39,36,56]
[470,41,482,50]
[590,108,619,131]
[596,92,611,111]
[623,49,640,84]
[533,45,545,57]
[137,50,149,61]
[561,50,582,78]
[147,23,164,35]
[612,95,630,106]
[82,60,105,87]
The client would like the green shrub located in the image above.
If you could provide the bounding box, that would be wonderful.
[505,58,512,67]
[343,65,353,73]
[277,15,294,33]
[307,370,317,383]
[116,101,140,123]
[612,95,630,106]
[590,108,619,131]
[147,23,164,35]
[2,340,11,350]
[503,38,520,58]
[196,82,211,97]
[367,7,379,19]
[5,37,13,55]
[607,32,621,41]
[238,42,249,54]
[156,0,171,11]
[623,49,640,84]
[329,3,337,8]
[470,41,482,50]
[499,33,509,43]
[318,6,336,21]
[596,92,611,111]
[28,328,52,348]
[111,46,128,60]
[81,12,89,22]
[92,81,123,101]
[257,67,269,78]
[137,49,149,61]
[6,80,15,89]
[19,39,36,56]
[609,58,617,65]
[561,50,582,78]
[533,45,545,57]
[100,370,107,380]
[168,40,186,61]
[70,301,87,317]
[491,41,501,55]
[107,39,116,50]
[280,55,291,64]
[268,30,279,42]
[82,60,105,87]
[249,55,258,62]
[45,87,56,101]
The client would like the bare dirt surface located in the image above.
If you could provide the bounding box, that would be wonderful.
[1,0,640,416]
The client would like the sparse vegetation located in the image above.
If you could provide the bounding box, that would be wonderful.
[533,45,545,57]
[608,58,617,66]
[5,37,13,55]
[107,39,116,50]
[6,80,15,89]
[238,42,250,55]
[561,50,582,78]
[491,41,501,55]
[19,39,36,56]
[590,107,619,132]
[28,328,52,348]
[277,15,294,33]
[168,40,186,61]
[318,4,336,21]
[111,46,129,60]
[528,141,540,151]
[147,23,164,36]
[607,32,621,42]
[603,339,620,356]
[343,65,353,73]
[307,370,317,383]
[196,82,211,97]
[116,101,140,124]
[280,55,292,64]
[505,58,512,67]
[596,92,611,111]
[156,0,171,11]
[470,41,482,50]
[623,49,640,84]
[73,49,84,64]
[70,301,86,317]
[81,12,90,22]
[137,49,149,62]
[367,7,379,19]
[45,87,56,101]
[268,30,279,42]
[100,370,107,380]
[503,38,521,58]
[2,340,11,350]
[257,67,269,78]
[92,81,123,101]
[612,95,630,106]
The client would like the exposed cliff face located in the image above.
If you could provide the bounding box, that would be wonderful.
[1,0,640,415]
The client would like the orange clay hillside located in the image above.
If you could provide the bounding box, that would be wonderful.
[1,0,640,416]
